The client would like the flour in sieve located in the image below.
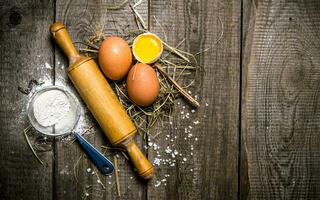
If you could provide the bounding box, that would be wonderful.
[33,89,77,133]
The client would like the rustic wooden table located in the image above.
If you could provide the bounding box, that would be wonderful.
[1,0,320,199]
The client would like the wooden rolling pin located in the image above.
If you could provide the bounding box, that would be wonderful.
[50,22,153,179]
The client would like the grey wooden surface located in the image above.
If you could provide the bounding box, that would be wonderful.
[147,0,240,199]
[0,0,55,199]
[0,0,320,199]
[243,0,320,199]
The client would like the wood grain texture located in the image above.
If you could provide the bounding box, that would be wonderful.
[240,0,257,199]
[0,0,54,199]
[244,0,320,199]
[54,0,148,199]
[147,0,240,199]
[2,0,320,199]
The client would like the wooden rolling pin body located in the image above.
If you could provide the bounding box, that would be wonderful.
[50,22,153,179]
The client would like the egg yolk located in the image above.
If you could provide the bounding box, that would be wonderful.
[133,35,162,63]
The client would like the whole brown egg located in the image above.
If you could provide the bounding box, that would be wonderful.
[98,36,132,80]
[127,63,160,106]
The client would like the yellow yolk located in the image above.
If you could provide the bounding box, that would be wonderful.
[133,34,162,63]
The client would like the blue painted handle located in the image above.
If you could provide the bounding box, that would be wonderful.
[74,132,114,175]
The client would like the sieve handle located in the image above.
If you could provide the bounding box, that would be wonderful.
[74,132,114,175]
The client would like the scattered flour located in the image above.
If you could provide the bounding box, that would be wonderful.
[44,62,52,69]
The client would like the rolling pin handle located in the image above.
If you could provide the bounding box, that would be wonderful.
[50,22,80,63]
[126,140,154,179]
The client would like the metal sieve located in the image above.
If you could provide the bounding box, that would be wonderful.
[27,85,114,175]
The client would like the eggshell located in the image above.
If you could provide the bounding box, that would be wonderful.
[98,36,132,80]
[127,63,160,106]
[132,33,163,64]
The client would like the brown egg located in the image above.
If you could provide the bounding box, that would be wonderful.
[127,63,160,106]
[98,36,132,80]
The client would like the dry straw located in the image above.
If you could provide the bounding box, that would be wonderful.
[79,3,208,138]
[23,125,44,165]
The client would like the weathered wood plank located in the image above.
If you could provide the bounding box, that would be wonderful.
[240,0,257,199]
[0,0,54,199]
[54,0,148,199]
[244,0,320,199]
[147,0,240,199]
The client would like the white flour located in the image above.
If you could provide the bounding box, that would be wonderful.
[33,89,77,133]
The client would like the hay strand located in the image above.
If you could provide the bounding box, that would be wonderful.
[23,126,44,166]
[94,169,106,189]
[114,155,121,197]
[73,154,84,183]
[155,64,200,107]
[129,4,147,30]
